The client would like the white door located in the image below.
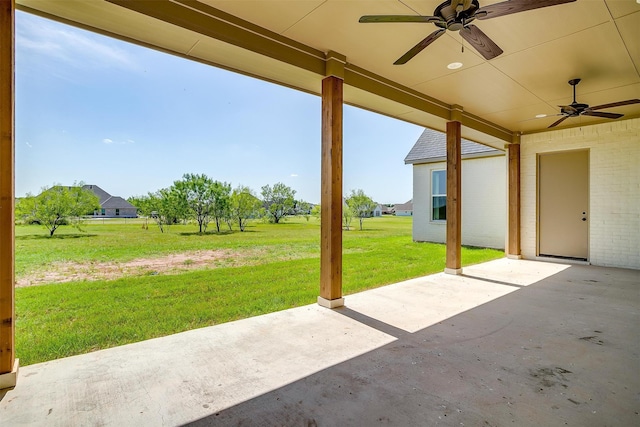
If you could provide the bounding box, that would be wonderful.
[538,150,589,260]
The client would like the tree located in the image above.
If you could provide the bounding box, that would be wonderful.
[295,200,312,221]
[311,204,321,221]
[173,173,215,233]
[19,183,100,237]
[346,189,377,231]
[145,188,184,233]
[127,195,150,216]
[230,185,262,231]
[127,194,153,229]
[261,182,296,224]
[210,181,232,233]
[342,203,353,231]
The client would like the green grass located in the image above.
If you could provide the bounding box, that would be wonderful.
[15,216,504,365]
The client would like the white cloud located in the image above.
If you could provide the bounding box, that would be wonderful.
[16,14,138,72]
[25,141,33,148]
[290,173,299,177]
[103,138,136,145]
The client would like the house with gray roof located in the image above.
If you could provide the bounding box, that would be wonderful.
[405,129,506,250]
[83,185,137,218]
[394,200,413,216]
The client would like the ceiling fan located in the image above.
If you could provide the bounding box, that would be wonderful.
[359,0,576,64]
[547,79,640,128]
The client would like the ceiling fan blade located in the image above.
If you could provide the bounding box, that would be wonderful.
[460,25,503,60]
[359,15,441,24]
[477,0,576,20]
[582,111,624,119]
[394,29,446,65]
[589,99,640,111]
[548,116,569,128]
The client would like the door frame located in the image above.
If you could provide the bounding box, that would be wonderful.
[536,148,590,261]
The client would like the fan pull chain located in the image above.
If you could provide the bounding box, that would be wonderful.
[460,18,465,53]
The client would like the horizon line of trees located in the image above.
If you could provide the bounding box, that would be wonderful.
[127,174,306,233]
[15,175,379,236]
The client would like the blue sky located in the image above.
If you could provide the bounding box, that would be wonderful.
[15,11,424,204]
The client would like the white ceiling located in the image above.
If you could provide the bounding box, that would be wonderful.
[17,0,640,148]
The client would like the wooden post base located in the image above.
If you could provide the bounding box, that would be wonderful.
[0,359,18,390]
[317,297,345,309]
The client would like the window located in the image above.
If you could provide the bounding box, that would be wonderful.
[101,208,105,216]
[115,208,120,216]
[432,170,446,221]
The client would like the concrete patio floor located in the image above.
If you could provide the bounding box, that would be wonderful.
[0,258,638,426]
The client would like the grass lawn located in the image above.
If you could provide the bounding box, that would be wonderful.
[15,216,504,365]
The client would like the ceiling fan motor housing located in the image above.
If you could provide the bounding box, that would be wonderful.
[434,0,480,31]
[562,103,589,116]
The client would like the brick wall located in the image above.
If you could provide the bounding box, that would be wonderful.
[521,118,640,269]
[412,154,506,249]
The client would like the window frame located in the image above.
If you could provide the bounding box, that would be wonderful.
[431,169,446,222]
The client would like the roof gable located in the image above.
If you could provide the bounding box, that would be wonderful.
[82,185,112,204]
[101,196,136,209]
[405,129,503,165]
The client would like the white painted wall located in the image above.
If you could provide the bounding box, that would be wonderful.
[412,155,506,249]
[521,118,640,269]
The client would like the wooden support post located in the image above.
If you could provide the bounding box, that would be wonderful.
[445,121,462,275]
[507,140,521,259]
[0,0,18,389]
[318,76,344,308]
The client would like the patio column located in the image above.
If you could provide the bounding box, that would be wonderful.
[0,0,18,389]
[445,119,462,275]
[507,135,521,258]
[318,63,344,308]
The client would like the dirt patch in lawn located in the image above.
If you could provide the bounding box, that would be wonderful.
[16,249,241,287]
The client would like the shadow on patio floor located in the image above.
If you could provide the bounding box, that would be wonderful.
[188,264,639,426]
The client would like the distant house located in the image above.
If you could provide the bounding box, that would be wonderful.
[372,204,382,217]
[83,185,137,218]
[404,129,505,249]
[381,205,395,215]
[394,200,413,216]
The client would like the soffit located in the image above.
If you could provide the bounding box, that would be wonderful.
[16,0,640,148]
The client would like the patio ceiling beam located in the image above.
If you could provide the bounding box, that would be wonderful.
[98,0,512,146]
[319,68,344,308]
[344,65,512,144]
[0,0,18,389]
[105,0,326,78]
[445,117,462,275]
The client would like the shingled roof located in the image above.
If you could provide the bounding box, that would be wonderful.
[82,184,111,204]
[101,196,135,209]
[82,185,136,210]
[404,129,503,165]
